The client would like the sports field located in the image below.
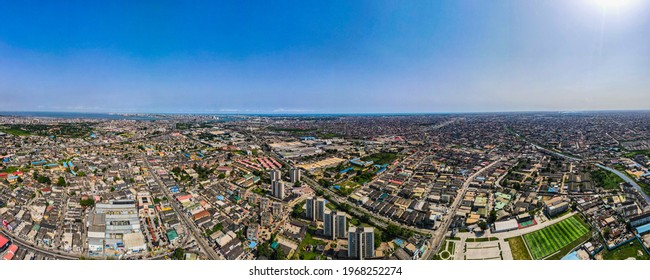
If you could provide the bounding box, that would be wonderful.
[523,216,590,260]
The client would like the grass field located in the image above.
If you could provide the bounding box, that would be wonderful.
[590,169,624,190]
[523,216,590,260]
[1,128,31,136]
[506,236,532,260]
[601,241,650,260]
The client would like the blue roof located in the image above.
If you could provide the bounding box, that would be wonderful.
[216,195,224,201]
[393,238,405,247]
[249,242,257,249]
[340,167,354,174]
[561,251,580,260]
[636,223,650,235]
[333,185,340,190]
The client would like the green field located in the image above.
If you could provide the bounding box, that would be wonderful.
[1,128,31,136]
[590,169,624,190]
[601,241,650,260]
[506,236,532,260]
[523,216,590,260]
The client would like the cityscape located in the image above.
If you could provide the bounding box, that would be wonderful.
[1,111,650,260]
[1,1,650,272]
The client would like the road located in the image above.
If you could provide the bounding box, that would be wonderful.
[596,164,650,203]
[423,158,504,259]
[142,154,223,260]
[0,228,79,260]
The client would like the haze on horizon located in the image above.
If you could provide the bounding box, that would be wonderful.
[0,1,649,114]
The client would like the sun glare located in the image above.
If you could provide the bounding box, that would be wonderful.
[593,0,639,10]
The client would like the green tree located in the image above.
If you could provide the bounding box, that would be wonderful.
[603,226,612,239]
[257,242,271,258]
[488,210,497,223]
[374,229,383,248]
[56,176,67,187]
[172,248,185,260]
[273,248,285,260]
[292,201,306,218]
[37,175,51,184]
[80,198,95,207]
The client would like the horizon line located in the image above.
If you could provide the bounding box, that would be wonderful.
[1,108,650,117]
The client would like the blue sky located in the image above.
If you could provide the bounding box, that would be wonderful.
[1,0,649,113]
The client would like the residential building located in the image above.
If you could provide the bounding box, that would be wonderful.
[270,169,281,182]
[324,210,336,240]
[306,197,316,221]
[272,181,285,200]
[316,198,327,221]
[336,213,347,239]
[290,167,301,183]
[348,226,375,260]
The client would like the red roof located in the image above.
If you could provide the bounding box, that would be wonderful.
[192,210,210,221]
[3,251,14,260]
[0,173,6,177]
[0,234,8,248]
[389,179,404,185]
[7,244,17,253]
[12,171,23,176]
